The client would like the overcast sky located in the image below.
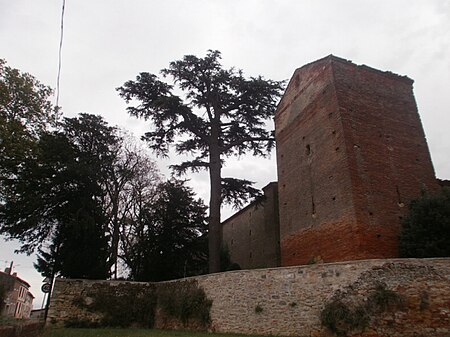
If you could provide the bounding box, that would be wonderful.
[1,0,449,308]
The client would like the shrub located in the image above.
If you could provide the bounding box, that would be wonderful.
[73,282,156,328]
[254,304,263,314]
[320,284,404,336]
[400,187,450,258]
[72,280,212,329]
[156,280,212,326]
[320,300,368,336]
[366,284,405,313]
[64,318,99,328]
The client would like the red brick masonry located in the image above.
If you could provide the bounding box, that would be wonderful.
[275,56,438,266]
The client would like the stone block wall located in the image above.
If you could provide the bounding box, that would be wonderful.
[48,258,450,336]
[222,182,280,269]
[0,322,44,337]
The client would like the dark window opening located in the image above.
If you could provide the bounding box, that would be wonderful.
[396,186,404,207]
[306,144,311,155]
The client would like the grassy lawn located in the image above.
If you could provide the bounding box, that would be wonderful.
[41,328,255,337]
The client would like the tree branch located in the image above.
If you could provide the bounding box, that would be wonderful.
[222,136,275,153]
[221,177,262,209]
[170,160,210,176]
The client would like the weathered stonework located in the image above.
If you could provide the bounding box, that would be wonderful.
[0,322,44,337]
[275,55,439,266]
[48,258,450,337]
[222,182,280,269]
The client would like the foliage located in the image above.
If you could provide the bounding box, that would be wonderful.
[1,108,162,279]
[0,59,55,132]
[63,318,99,329]
[0,59,59,255]
[254,304,263,314]
[220,246,241,272]
[320,283,404,336]
[399,187,450,258]
[0,59,58,185]
[156,280,212,326]
[123,179,208,282]
[34,244,61,279]
[1,114,118,279]
[0,62,162,279]
[320,300,368,336]
[71,280,212,329]
[72,282,156,328]
[103,135,161,278]
[118,50,284,272]
[366,284,405,313]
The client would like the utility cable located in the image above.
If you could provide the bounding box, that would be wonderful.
[55,0,66,111]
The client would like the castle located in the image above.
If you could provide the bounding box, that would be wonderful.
[222,55,440,269]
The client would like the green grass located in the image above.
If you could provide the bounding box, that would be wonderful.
[42,328,256,337]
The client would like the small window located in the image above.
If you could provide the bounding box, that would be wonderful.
[306,144,311,156]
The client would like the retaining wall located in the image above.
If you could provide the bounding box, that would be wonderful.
[48,258,450,336]
[0,322,44,337]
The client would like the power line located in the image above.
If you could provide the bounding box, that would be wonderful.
[55,0,66,111]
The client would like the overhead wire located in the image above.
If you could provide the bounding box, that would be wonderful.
[55,0,66,111]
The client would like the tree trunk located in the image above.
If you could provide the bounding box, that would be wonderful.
[208,129,222,273]
[109,186,120,278]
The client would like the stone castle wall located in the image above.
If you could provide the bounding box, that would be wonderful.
[222,182,280,269]
[48,258,450,336]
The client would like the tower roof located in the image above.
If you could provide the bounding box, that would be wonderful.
[295,54,413,84]
[275,55,414,135]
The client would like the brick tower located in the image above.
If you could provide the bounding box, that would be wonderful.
[275,55,439,266]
